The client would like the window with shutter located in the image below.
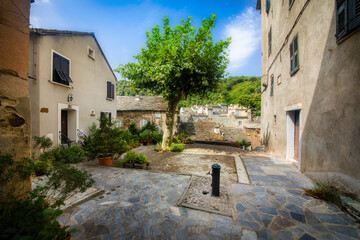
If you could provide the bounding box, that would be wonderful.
[270,75,274,96]
[111,83,115,99]
[106,81,111,99]
[52,52,72,86]
[336,0,360,41]
[268,27,272,56]
[290,35,299,75]
[266,0,271,13]
[289,0,295,9]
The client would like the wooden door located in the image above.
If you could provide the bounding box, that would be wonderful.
[294,110,300,160]
[61,110,68,143]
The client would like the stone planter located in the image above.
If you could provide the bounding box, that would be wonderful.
[125,163,134,168]
[98,156,113,166]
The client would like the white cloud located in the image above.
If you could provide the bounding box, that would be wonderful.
[224,7,261,72]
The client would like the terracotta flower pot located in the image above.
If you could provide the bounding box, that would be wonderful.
[98,156,113,166]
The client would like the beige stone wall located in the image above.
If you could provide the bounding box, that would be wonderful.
[117,110,167,131]
[29,33,117,146]
[259,0,360,192]
[0,0,32,200]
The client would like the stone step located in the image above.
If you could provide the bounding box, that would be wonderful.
[340,195,360,222]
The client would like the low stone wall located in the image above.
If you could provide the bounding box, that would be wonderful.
[177,120,261,148]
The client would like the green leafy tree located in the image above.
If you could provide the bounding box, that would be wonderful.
[117,15,231,149]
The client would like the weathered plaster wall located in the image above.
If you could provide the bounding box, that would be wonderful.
[29,33,117,145]
[260,0,360,192]
[0,0,32,200]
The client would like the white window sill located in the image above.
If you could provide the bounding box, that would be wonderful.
[48,80,72,88]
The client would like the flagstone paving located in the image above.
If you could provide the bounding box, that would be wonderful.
[57,148,360,240]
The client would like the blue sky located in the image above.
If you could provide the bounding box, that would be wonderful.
[30,0,261,78]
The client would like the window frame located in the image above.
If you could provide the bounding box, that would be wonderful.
[51,50,72,87]
[270,74,274,97]
[289,0,295,10]
[139,118,148,129]
[266,0,271,13]
[88,46,95,60]
[290,35,299,75]
[155,111,161,118]
[268,27,272,56]
[236,120,243,127]
[336,0,360,42]
[106,81,115,100]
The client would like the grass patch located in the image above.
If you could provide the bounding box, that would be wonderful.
[305,178,340,203]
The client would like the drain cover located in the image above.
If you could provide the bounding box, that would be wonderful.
[178,176,233,217]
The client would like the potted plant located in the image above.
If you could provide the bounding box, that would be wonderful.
[134,153,150,169]
[140,129,151,146]
[85,116,127,166]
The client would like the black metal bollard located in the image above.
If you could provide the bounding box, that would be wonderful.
[211,164,221,197]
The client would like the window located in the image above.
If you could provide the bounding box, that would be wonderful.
[277,74,282,85]
[236,120,243,127]
[116,119,122,128]
[266,0,271,13]
[336,0,360,41]
[274,115,277,126]
[290,35,299,75]
[88,46,95,60]
[155,111,161,118]
[270,75,274,96]
[268,27,272,56]
[100,112,111,119]
[236,110,240,115]
[140,118,148,129]
[106,81,115,100]
[52,52,73,86]
[289,0,295,9]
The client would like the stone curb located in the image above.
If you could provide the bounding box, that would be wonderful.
[235,155,251,184]
[61,188,105,211]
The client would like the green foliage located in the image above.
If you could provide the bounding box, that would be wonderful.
[140,129,152,140]
[240,139,249,147]
[141,121,157,132]
[170,143,184,152]
[178,76,261,113]
[116,80,152,97]
[0,154,94,239]
[34,152,54,176]
[53,145,85,164]
[305,178,340,203]
[33,136,53,151]
[152,131,163,143]
[129,122,139,136]
[174,133,191,144]
[121,151,149,165]
[154,142,163,152]
[85,116,128,159]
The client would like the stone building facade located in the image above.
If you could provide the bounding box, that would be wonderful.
[0,0,32,200]
[116,96,172,132]
[257,0,360,192]
[28,29,117,146]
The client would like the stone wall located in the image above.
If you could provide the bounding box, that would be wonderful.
[117,110,168,132]
[177,120,261,148]
[0,0,32,200]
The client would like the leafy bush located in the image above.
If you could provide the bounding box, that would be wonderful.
[0,154,94,239]
[140,129,152,140]
[54,145,85,164]
[174,133,191,144]
[34,152,54,176]
[85,116,128,159]
[141,121,157,132]
[129,122,139,135]
[154,142,162,152]
[33,136,53,151]
[121,151,149,165]
[170,143,184,152]
[152,131,163,144]
[240,139,249,147]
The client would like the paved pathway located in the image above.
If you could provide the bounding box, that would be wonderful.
[57,150,360,240]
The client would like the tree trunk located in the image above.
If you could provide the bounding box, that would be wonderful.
[162,99,180,149]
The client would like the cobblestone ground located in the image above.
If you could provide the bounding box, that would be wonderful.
[58,152,360,240]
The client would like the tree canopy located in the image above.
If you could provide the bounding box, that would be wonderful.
[116,14,231,148]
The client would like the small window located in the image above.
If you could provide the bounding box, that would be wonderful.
[236,110,240,115]
[270,75,274,96]
[277,74,282,85]
[88,46,95,60]
[116,119,122,128]
[289,0,295,9]
[266,0,271,13]
[107,81,115,100]
[236,120,243,127]
[100,112,111,119]
[290,35,299,75]
[336,0,360,41]
[268,27,272,56]
[52,52,73,86]
[140,118,148,129]
[274,115,277,126]
[155,111,161,118]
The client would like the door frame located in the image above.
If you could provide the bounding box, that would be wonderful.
[57,103,79,146]
[285,104,302,169]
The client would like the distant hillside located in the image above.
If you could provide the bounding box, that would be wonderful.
[116,76,261,113]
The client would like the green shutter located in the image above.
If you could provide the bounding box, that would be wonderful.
[270,75,274,96]
[268,27,272,56]
[336,0,347,40]
[348,0,360,31]
[266,0,271,13]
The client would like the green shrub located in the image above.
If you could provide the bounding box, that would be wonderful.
[152,131,163,143]
[0,154,94,240]
[34,153,54,176]
[85,116,129,159]
[140,129,152,140]
[33,136,52,151]
[154,142,162,152]
[54,145,85,164]
[121,151,149,165]
[174,133,191,144]
[170,143,184,152]
[141,121,157,132]
[129,122,139,136]
[123,151,138,164]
